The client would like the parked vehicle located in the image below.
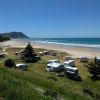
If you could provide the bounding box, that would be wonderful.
[64,60,75,67]
[50,52,57,56]
[80,57,89,62]
[64,56,73,61]
[46,63,64,72]
[94,57,100,65]
[15,63,28,71]
[43,50,50,55]
[0,52,5,57]
[66,72,81,81]
[39,52,44,56]
[64,66,81,81]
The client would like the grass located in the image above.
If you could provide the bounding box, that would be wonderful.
[0,47,100,100]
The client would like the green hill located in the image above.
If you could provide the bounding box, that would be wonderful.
[1,32,29,39]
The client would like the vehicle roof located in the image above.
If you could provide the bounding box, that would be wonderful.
[96,57,100,60]
[16,63,27,66]
[47,63,63,68]
[48,59,59,62]
[43,50,49,52]
[64,66,78,70]
[39,52,43,53]
[0,53,5,55]
[64,60,74,64]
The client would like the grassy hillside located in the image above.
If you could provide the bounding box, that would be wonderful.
[0,48,100,100]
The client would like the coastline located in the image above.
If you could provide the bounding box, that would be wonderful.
[0,39,100,58]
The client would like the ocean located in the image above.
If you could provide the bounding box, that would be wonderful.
[19,38,100,48]
[27,38,100,48]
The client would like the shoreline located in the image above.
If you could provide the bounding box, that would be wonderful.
[0,39,100,58]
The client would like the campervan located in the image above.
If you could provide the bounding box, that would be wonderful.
[46,63,64,72]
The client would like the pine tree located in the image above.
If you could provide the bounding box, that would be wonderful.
[24,42,34,57]
[21,42,37,62]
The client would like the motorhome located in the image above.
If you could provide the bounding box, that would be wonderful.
[46,63,64,72]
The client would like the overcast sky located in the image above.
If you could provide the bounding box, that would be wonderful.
[0,0,100,38]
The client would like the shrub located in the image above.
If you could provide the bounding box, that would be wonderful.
[4,58,15,68]
[43,90,58,98]
[83,87,94,97]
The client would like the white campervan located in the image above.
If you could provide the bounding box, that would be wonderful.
[46,63,64,72]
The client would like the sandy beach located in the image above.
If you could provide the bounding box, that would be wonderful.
[0,39,100,58]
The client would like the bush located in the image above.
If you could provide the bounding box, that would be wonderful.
[4,59,15,68]
[83,87,94,97]
[87,62,100,78]
[43,90,58,98]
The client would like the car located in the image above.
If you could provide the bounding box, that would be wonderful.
[15,63,28,71]
[66,72,81,81]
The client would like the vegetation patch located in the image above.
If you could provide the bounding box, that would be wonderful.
[46,76,57,81]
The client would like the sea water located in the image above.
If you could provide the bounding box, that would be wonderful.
[18,38,100,49]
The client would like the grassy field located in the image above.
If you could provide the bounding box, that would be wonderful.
[0,47,100,100]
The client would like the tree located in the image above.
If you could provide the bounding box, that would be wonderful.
[21,42,37,62]
[0,35,10,42]
[24,42,34,57]
[94,57,97,64]
[4,58,15,68]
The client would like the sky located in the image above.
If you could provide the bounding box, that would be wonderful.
[0,0,100,38]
